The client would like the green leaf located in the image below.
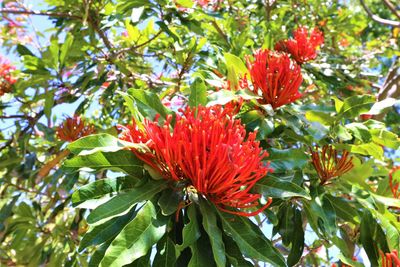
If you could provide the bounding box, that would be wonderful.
[86,179,166,224]
[88,241,111,267]
[332,124,353,141]
[325,195,360,224]
[305,110,334,125]
[128,88,172,120]
[345,123,371,142]
[370,128,400,149]
[274,203,294,246]
[60,33,74,67]
[267,148,308,172]
[189,78,207,108]
[44,91,54,121]
[224,53,249,89]
[67,133,145,155]
[16,44,34,56]
[0,195,20,231]
[337,95,375,120]
[370,209,400,252]
[79,208,136,251]
[72,176,137,207]
[177,205,200,252]
[335,143,383,160]
[255,176,310,200]
[360,212,380,266]
[63,150,146,178]
[199,199,226,267]
[287,208,304,267]
[332,96,343,113]
[188,235,217,267]
[153,236,177,267]
[100,201,167,267]
[157,188,182,216]
[222,233,252,267]
[217,211,286,267]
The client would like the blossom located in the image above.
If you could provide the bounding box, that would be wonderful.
[379,250,400,267]
[118,106,272,216]
[0,55,17,96]
[275,26,324,65]
[56,116,96,142]
[310,145,354,185]
[389,166,400,199]
[246,49,303,109]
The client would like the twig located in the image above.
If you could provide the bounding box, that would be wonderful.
[0,8,81,20]
[382,0,400,20]
[114,30,163,57]
[359,0,400,27]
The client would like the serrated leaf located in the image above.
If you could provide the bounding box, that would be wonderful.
[100,201,167,267]
[217,211,286,267]
[86,180,166,224]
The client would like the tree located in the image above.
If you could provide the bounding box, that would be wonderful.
[0,0,399,266]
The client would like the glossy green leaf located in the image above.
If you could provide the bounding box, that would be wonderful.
[287,208,304,267]
[370,128,400,149]
[157,188,182,216]
[72,176,137,207]
[189,77,207,108]
[177,205,200,252]
[153,236,177,267]
[60,33,74,67]
[217,211,286,267]
[255,176,310,200]
[305,110,334,125]
[222,233,252,267]
[345,123,371,142]
[128,88,172,120]
[224,53,249,90]
[79,208,136,251]
[336,95,375,120]
[267,148,308,172]
[63,150,145,178]
[100,201,167,267]
[188,235,217,267]
[86,179,166,224]
[199,199,226,267]
[67,133,146,155]
[325,195,360,224]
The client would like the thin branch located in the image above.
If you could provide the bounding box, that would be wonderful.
[0,8,81,20]
[211,20,230,46]
[382,0,400,20]
[114,30,163,57]
[359,0,400,27]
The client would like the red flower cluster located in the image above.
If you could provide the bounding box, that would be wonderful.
[56,116,96,142]
[0,56,17,96]
[389,166,400,199]
[310,145,354,185]
[246,49,303,109]
[379,250,400,267]
[275,26,324,65]
[118,105,272,216]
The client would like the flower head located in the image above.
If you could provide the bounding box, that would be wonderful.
[310,145,353,185]
[56,116,96,142]
[379,249,400,267]
[119,106,272,216]
[389,166,400,199]
[275,26,324,65]
[0,55,16,96]
[246,49,303,109]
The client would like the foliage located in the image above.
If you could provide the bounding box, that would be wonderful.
[0,0,399,266]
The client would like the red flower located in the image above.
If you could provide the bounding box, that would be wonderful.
[379,249,400,267]
[310,145,354,185]
[389,166,400,199]
[56,116,96,142]
[246,49,303,109]
[0,55,17,96]
[275,26,324,65]
[118,106,272,216]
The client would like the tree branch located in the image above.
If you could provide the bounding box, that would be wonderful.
[382,0,400,20]
[359,0,400,27]
[0,8,82,20]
